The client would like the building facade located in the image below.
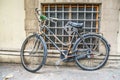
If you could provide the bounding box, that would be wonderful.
[0,0,120,67]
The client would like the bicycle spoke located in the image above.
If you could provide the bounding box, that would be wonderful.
[74,34,109,70]
[21,34,47,72]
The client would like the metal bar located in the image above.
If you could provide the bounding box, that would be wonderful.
[76,4,78,23]
[48,5,50,49]
[83,4,86,34]
[54,19,100,21]
[43,32,62,53]
[91,4,94,32]
[62,4,64,49]
[44,26,71,46]
[69,5,71,42]
[42,10,99,13]
[96,6,99,32]
[55,4,57,44]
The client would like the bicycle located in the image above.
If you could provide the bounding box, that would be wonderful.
[20,8,110,73]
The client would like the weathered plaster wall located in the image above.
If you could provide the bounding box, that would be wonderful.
[0,0,25,49]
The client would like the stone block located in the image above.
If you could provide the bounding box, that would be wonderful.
[25,30,39,36]
[102,0,119,9]
[40,0,102,3]
[100,30,117,54]
[72,0,102,3]
[25,9,36,20]
[101,21,118,32]
[25,0,38,9]
[34,0,39,8]
[41,0,55,3]
[101,9,119,21]
[25,0,35,9]
[25,19,39,30]
[39,0,45,3]
[0,55,20,63]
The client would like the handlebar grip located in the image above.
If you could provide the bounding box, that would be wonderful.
[35,8,39,14]
[35,8,38,11]
[49,17,58,22]
[40,15,47,21]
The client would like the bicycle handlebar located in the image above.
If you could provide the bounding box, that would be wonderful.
[35,8,58,22]
[35,8,42,15]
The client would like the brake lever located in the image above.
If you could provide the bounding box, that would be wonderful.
[35,8,38,14]
[35,8,41,15]
[49,17,58,22]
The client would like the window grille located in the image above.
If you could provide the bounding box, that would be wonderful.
[42,4,100,50]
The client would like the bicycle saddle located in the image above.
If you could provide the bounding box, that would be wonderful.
[68,22,83,28]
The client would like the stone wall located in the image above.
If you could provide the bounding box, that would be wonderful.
[101,0,119,54]
[24,0,39,36]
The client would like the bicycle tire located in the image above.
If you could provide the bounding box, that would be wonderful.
[73,33,110,71]
[20,34,47,72]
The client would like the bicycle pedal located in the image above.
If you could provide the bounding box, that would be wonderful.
[60,50,68,59]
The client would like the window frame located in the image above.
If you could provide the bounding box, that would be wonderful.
[41,4,100,49]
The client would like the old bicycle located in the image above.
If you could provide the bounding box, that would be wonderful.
[20,8,110,72]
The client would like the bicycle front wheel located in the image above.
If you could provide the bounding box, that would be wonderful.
[20,34,47,72]
[73,33,110,71]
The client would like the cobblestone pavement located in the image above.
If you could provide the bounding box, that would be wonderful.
[0,63,120,80]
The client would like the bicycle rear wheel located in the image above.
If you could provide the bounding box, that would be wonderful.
[20,34,47,72]
[73,34,110,71]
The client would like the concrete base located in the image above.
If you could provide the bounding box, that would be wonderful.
[0,49,120,68]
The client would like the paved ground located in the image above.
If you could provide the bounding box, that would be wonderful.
[0,63,120,80]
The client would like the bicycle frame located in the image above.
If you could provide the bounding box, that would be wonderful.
[34,8,87,58]
[34,8,80,58]
[39,23,79,57]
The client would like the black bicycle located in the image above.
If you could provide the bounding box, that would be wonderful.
[20,8,110,72]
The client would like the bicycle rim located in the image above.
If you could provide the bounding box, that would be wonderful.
[74,34,109,70]
[21,34,47,72]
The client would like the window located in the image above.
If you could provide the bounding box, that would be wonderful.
[42,4,100,49]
